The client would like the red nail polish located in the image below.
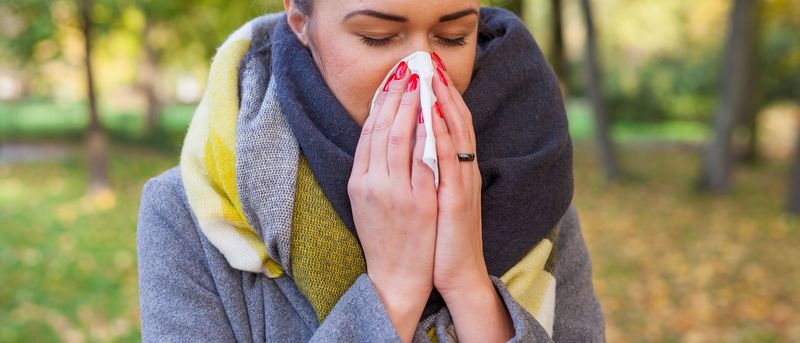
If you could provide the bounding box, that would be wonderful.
[394,61,408,80]
[431,51,447,72]
[435,102,443,118]
[406,73,419,92]
[418,108,424,124]
[382,77,393,92]
[435,66,448,87]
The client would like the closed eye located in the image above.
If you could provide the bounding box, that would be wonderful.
[359,35,468,47]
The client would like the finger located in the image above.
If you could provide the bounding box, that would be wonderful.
[430,102,461,189]
[433,66,475,154]
[434,58,480,190]
[436,64,477,148]
[446,72,475,138]
[411,107,434,193]
[371,90,389,117]
[370,62,411,179]
[433,68,476,186]
[439,69,480,176]
[353,92,388,177]
[387,73,420,184]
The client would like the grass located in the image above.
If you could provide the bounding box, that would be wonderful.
[0,100,194,149]
[0,144,178,342]
[566,99,709,143]
[0,99,708,145]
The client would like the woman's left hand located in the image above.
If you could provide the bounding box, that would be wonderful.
[428,58,489,298]
[429,54,515,342]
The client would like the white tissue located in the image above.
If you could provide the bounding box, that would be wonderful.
[369,51,439,189]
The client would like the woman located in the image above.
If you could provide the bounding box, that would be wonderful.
[137,0,605,341]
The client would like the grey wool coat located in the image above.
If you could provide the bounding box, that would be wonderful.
[137,169,605,342]
[136,11,605,343]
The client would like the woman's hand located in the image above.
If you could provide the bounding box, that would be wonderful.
[347,63,437,342]
[427,56,487,299]
[429,55,515,342]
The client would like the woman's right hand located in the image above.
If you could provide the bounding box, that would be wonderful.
[347,62,437,342]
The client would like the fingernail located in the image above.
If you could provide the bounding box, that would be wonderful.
[418,108,424,124]
[382,77,393,92]
[394,61,408,80]
[406,73,419,92]
[431,51,447,72]
[435,66,448,87]
[434,102,443,118]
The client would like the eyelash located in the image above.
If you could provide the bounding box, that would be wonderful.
[359,35,467,48]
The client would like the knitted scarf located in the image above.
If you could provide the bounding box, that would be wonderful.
[180,7,572,337]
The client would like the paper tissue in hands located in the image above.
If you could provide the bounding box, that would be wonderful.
[369,51,439,189]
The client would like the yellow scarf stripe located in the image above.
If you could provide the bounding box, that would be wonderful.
[428,326,438,342]
[180,20,283,278]
[500,232,558,336]
[291,153,367,321]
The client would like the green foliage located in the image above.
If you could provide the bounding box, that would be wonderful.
[0,0,59,65]
[760,23,800,101]
[0,0,124,60]
[481,0,522,13]
[554,0,800,124]
[139,0,284,66]
[602,53,721,123]
[3,0,800,124]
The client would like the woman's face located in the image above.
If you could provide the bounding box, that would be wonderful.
[283,0,480,127]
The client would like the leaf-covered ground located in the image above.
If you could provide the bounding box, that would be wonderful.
[573,144,800,342]
[0,142,797,342]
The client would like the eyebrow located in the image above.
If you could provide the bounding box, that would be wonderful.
[342,8,479,24]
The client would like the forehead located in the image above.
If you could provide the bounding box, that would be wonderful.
[316,0,481,24]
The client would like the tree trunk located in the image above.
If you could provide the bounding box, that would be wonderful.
[550,0,568,86]
[741,5,762,164]
[700,0,757,194]
[742,99,760,163]
[80,0,110,193]
[143,19,161,134]
[788,118,800,215]
[580,0,620,180]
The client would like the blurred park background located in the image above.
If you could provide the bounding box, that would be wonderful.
[1,0,799,341]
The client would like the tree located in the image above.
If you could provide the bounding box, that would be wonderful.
[141,17,161,134]
[133,0,283,135]
[80,0,110,193]
[135,1,186,134]
[0,0,116,193]
[741,5,764,164]
[549,0,568,87]
[579,0,620,180]
[788,114,800,214]
[699,0,758,194]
